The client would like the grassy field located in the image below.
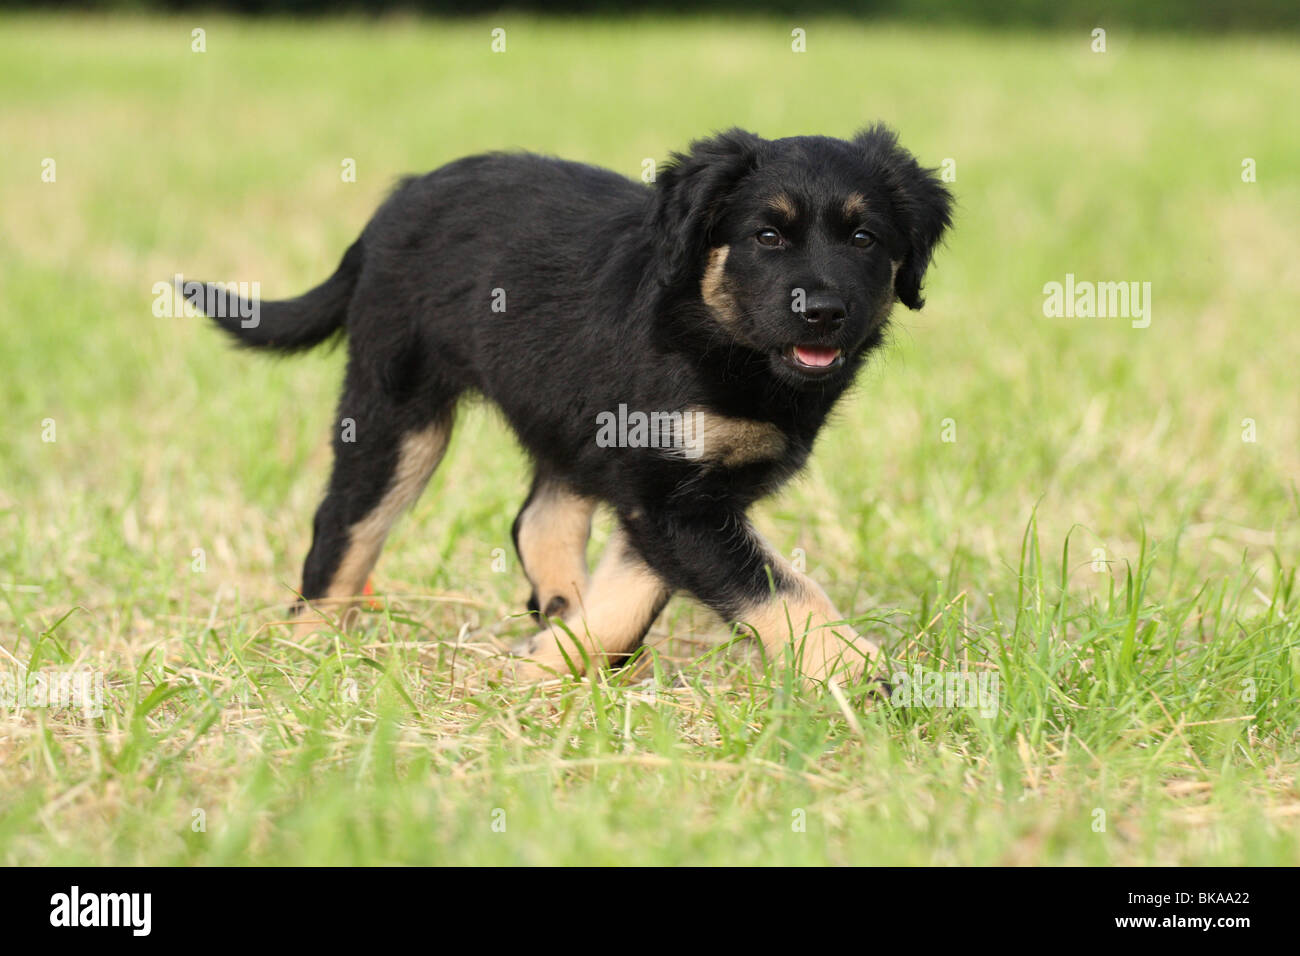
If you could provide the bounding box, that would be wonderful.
[1,13,1298,865]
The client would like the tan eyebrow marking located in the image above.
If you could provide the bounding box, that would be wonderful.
[842,193,869,219]
[765,193,798,221]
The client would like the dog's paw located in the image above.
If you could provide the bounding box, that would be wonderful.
[499,627,591,683]
[493,653,569,684]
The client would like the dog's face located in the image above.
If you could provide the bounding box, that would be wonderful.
[651,127,953,389]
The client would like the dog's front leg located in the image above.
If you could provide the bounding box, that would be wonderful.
[624,508,881,686]
[511,525,672,681]
[512,476,596,620]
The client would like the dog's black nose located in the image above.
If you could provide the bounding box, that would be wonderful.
[802,294,847,329]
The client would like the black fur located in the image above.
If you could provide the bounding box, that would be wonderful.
[189,125,953,647]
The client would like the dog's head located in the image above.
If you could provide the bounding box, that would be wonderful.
[649,125,953,389]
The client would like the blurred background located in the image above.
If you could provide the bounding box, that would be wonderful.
[4,1,1296,619]
[11,0,1300,30]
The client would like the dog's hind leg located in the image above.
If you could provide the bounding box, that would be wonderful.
[296,393,453,633]
[511,475,596,620]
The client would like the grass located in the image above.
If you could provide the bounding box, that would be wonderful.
[1,13,1298,865]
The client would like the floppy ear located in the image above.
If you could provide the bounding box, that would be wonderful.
[854,124,954,310]
[648,128,763,286]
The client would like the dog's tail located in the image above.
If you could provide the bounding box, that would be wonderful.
[184,238,364,353]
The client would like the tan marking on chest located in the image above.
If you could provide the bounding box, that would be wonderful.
[677,407,787,468]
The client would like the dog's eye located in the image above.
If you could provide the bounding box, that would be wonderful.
[755,228,784,247]
[851,229,876,249]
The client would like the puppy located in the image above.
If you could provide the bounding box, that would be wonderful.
[187,125,953,685]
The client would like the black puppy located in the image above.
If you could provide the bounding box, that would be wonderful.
[188,125,952,684]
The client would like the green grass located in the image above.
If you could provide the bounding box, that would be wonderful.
[1,13,1298,865]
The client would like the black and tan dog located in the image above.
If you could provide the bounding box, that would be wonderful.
[188,125,952,685]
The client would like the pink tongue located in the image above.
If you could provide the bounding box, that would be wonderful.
[794,346,841,367]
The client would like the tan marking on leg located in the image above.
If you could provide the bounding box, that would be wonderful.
[673,407,787,468]
[516,481,596,618]
[300,421,450,634]
[734,536,880,684]
[700,246,740,324]
[766,193,798,222]
[843,192,869,219]
[515,528,670,679]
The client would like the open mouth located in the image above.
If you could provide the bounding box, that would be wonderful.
[778,344,845,377]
